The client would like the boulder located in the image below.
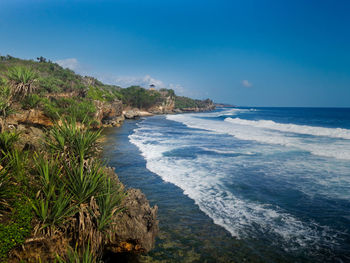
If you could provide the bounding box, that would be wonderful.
[106,188,159,253]
[123,109,140,119]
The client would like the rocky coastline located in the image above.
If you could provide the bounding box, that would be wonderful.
[0,94,214,263]
[0,56,215,262]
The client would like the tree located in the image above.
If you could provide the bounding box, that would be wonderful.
[37,56,47,63]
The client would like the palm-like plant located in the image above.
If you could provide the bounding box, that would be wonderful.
[64,158,106,204]
[55,243,98,263]
[45,117,102,162]
[96,178,124,232]
[31,156,77,234]
[6,66,38,98]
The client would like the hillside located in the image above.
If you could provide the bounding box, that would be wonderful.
[0,55,215,127]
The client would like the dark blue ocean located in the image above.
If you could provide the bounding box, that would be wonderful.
[103,107,350,263]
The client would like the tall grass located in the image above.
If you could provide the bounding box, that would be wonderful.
[0,131,19,156]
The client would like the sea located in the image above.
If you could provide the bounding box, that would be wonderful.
[103,107,350,263]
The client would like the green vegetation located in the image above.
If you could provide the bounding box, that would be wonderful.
[0,116,124,262]
[6,66,38,98]
[175,96,213,109]
[0,130,33,262]
[0,83,13,118]
[55,243,97,263]
[0,131,19,156]
[0,54,214,261]
[120,86,162,109]
[0,195,32,262]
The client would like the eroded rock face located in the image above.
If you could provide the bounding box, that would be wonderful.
[149,96,175,114]
[94,100,124,127]
[106,188,159,253]
[6,109,53,127]
[17,125,45,151]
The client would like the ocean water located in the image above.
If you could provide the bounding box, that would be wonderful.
[103,107,350,263]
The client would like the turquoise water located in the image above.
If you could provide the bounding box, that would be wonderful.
[103,108,350,263]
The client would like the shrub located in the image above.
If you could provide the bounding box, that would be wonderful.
[21,94,41,109]
[0,166,10,211]
[0,192,32,262]
[0,131,19,156]
[42,98,61,120]
[96,178,124,232]
[45,117,102,162]
[55,243,98,263]
[38,76,64,93]
[69,100,96,123]
[31,156,77,233]
[64,159,106,204]
[6,66,38,98]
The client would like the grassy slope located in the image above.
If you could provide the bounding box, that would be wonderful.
[0,55,213,115]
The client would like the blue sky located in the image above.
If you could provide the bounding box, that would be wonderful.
[0,0,349,107]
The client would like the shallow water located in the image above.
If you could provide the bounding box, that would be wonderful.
[103,107,350,263]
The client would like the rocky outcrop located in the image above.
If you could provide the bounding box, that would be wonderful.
[123,108,141,119]
[16,124,45,151]
[149,96,175,114]
[6,109,53,127]
[106,188,158,253]
[94,100,124,127]
[9,168,158,262]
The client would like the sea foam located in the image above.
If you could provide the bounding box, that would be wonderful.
[167,114,350,160]
[128,122,339,249]
[225,117,350,140]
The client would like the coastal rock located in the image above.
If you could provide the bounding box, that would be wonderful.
[149,95,175,114]
[106,188,159,253]
[123,109,141,119]
[6,109,53,127]
[16,125,45,151]
[94,100,124,127]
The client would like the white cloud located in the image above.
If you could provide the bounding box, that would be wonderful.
[55,58,79,71]
[169,83,185,95]
[114,75,166,88]
[241,80,253,88]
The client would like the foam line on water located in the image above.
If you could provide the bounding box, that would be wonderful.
[128,127,336,249]
[167,114,350,160]
[225,117,350,140]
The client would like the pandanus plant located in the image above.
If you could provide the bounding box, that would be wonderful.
[6,66,38,98]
